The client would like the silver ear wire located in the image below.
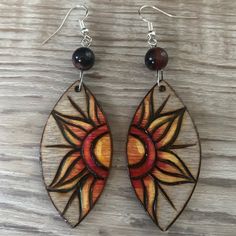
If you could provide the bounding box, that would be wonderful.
[157,70,164,86]
[139,5,198,47]
[42,5,92,47]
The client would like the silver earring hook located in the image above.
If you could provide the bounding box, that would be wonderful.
[139,5,197,47]
[139,5,197,85]
[139,5,197,30]
[42,5,91,47]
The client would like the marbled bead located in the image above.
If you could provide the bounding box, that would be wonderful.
[145,47,168,71]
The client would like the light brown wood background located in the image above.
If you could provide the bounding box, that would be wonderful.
[0,0,236,235]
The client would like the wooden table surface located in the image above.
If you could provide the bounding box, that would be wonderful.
[0,0,236,235]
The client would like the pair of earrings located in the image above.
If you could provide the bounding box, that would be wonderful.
[40,5,201,231]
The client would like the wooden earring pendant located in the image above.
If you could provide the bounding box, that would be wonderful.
[40,6,112,227]
[126,5,201,231]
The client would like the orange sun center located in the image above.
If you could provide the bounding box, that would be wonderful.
[128,126,156,178]
[127,135,145,166]
[94,134,112,168]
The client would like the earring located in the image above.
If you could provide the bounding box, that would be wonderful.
[126,5,201,231]
[40,5,112,227]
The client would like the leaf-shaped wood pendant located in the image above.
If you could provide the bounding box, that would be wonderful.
[127,81,201,231]
[40,81,112,227]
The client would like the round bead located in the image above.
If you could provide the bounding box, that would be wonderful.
[145,47,168,71]
[72,47,95,71]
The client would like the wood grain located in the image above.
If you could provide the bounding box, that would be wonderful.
[41,82,112,227]
[0,0,236,235]
[126,81,201,231]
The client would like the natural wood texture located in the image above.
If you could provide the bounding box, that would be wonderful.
[41,82,112,227]
[127,81,201,231]
[0,0,236,235]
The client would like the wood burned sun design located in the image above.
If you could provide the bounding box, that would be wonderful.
[127,86,197,231]
[45,85,112,226]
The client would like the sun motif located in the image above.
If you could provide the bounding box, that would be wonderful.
[127,87,196,230]
[46,85,112,225]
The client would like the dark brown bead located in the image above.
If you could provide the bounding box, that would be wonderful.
[72,47,95,71]
[145,47,168,71]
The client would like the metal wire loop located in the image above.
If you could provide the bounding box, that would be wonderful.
[157,70,164,86]
[76,70,84,92]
